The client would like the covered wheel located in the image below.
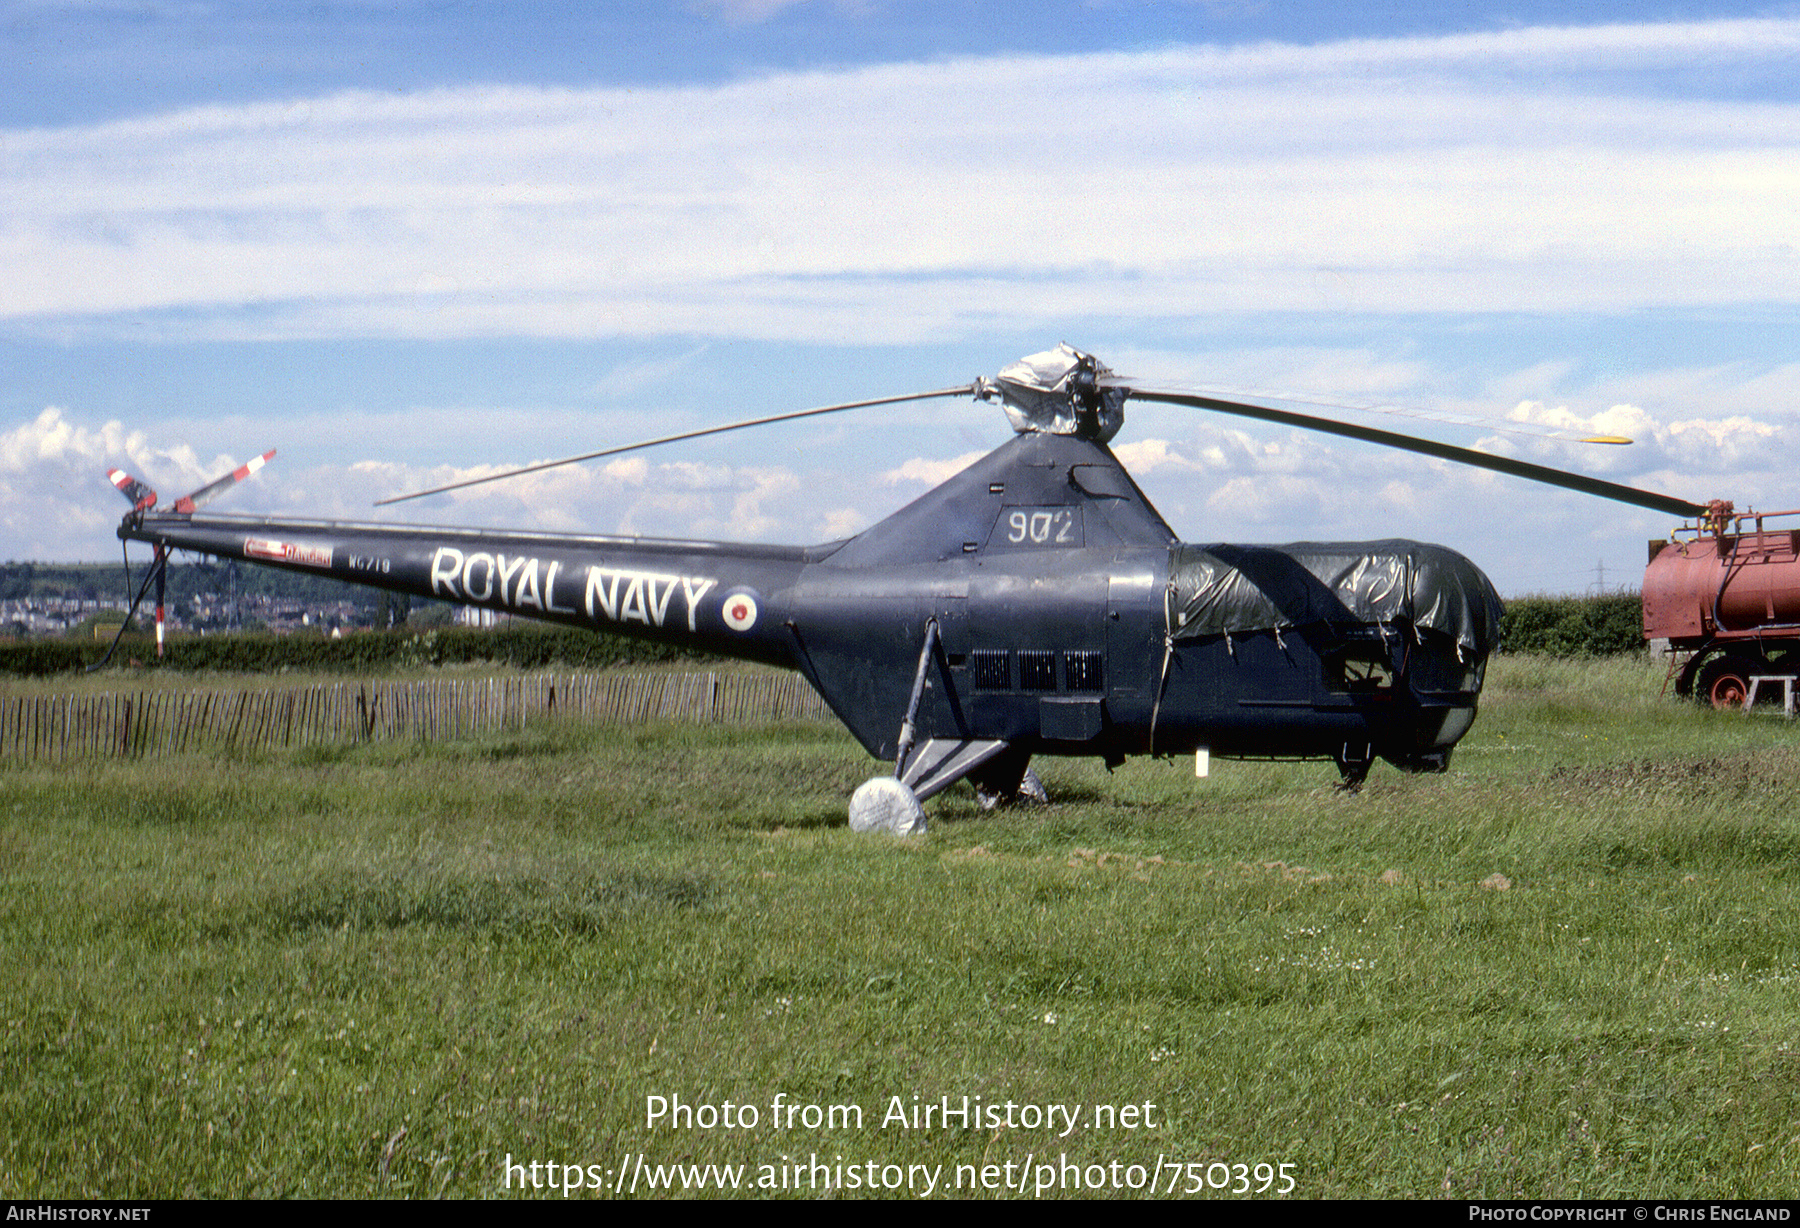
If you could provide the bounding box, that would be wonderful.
[1696,654,1765,710]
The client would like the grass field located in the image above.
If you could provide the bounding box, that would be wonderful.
[2,654,1797,1199]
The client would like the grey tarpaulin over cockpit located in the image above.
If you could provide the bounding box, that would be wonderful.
[1167,541,1505,658]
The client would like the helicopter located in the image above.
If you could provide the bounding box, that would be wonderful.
[105,345,1709,832]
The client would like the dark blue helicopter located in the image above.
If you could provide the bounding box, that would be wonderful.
[106,346,1706,832]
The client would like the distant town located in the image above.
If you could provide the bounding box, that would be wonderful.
[0,560,496,639]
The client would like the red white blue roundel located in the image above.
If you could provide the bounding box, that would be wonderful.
[721,590,759,633]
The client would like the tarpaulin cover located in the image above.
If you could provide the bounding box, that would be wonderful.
[1168,540,1504,656]
[989,343,1127,444]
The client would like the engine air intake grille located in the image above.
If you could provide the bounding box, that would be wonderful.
[1018,650,1058,691]
[1065,651,1104,693]
[972,650,1011,690]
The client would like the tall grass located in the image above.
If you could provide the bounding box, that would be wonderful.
[1,655,1796,1198]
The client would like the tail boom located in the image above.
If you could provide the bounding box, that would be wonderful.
[119,511,816,666]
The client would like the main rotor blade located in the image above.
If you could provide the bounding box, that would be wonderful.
[375,385,979,506]
[1129,389,1708,519]
[1109,378,1634,446]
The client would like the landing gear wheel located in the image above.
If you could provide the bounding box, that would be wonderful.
[969,750,1046,811]
[1696,655,1763,710]
[977,767,1048,810]
[849,778,927,835]
[1392,749,1453,774]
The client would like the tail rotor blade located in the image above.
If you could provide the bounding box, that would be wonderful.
[173,449,276,514]
[106,468,158,512]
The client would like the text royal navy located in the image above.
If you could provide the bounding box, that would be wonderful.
[428,546,717,633]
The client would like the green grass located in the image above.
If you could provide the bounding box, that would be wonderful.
[0,654,757,698]
[2,655,1798,1198]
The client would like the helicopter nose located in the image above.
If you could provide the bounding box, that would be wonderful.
[1414,703,1477,752]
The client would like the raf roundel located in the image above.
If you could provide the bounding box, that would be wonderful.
[722,590,759,633]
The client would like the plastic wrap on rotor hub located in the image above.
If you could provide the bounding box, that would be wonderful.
[980,343,1127,444]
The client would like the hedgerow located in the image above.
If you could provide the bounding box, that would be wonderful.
[1499,593,1644,656]
[0,623,717,678]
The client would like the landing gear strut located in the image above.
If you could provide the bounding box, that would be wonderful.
[849,619,940,836]
[1334,743,1374,793]
[848,619,1048,833]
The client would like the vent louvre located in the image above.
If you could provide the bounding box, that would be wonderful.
[972,650,1011,690]
[1018,650,1058,691]
[1065,651,1104,693]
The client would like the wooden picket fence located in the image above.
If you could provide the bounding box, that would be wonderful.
[0,671,832,763]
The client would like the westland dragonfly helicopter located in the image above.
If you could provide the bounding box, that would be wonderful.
[105,346,1708,832]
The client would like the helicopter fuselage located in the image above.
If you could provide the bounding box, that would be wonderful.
[119,431,1501,785]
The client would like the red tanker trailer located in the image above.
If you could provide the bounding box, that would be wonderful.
[1645,500,1800,707]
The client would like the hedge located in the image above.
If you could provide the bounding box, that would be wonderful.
[1498,593,1645,656]
[0,623,718,678]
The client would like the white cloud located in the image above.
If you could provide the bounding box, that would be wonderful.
[0,407,255,557]
[1110,438,1206,475]
[1663,415,1783,472]
[818,507,866,539]
[881,451,985,486]
[1493,398,1791,496]
[599,456,648,486]
[689,0,858,23]
[7,20,1800,341]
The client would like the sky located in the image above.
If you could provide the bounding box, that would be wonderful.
[4,0,1799,597]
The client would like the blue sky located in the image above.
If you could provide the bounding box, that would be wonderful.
[4,1,1799,596]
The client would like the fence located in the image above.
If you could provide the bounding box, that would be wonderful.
[0,671,832,763]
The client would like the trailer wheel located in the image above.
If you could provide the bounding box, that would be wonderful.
[1697,655,1762,709]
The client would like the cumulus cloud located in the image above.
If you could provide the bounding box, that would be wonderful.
[0,407,254,557]
[8,400,873,557]
[1110,438,1207,475]
[818,507,867,539]
[1495,398,1791,496]
[882,451,985,486]
[1663,416,1783,472]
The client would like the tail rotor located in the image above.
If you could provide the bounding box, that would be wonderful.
[97,448,277,667]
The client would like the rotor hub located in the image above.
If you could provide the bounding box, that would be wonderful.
[977,343,1126,443]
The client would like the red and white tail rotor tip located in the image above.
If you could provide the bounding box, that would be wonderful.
[106,468,159,512]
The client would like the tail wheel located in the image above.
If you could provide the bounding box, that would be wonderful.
[1696,655,1763,709]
